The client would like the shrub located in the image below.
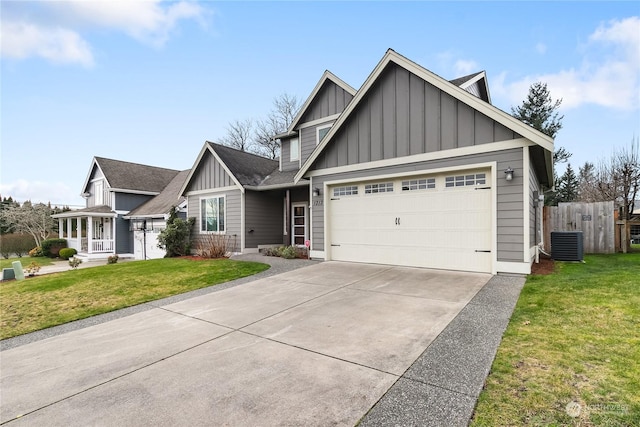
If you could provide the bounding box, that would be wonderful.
[194,234,237,259]
[41,238,67,258]
[263,245,303,259]
[279,246,297,259]
[59,248,77,260]
[29,247,43,257]
[24,261,41,275]
[107,254,119,264]
[69,257,82,269]
[0,234,35,258]
[157,208,195,257]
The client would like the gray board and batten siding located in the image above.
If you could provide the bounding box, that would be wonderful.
[281,80,355,173]
[311,63,521,170]
[115,215,133,254]
[245,191,283,248]
[187,151,235,191]
[187,189,242,253]
[115,193,154,212]
[298,80,354,124]
[310,148,525,262]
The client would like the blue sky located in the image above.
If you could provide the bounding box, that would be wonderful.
[2,1,638,207]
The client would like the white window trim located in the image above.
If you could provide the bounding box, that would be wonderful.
[199,195,226,234]
[290,138,300,161]
[316,124,332,146]
[291,203,308,246]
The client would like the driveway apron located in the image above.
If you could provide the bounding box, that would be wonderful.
[1,261,492,426]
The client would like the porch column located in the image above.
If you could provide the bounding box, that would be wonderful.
[112,216,116,253]
[87,217,93,254]
[77,217,82,250]
[66,218,72,239]
[58,219,63,238]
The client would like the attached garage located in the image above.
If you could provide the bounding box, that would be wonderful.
[328,169,493,273]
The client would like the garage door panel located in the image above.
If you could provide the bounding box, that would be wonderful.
[329,170,492,273]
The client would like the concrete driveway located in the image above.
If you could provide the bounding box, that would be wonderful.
[1,261,494,426]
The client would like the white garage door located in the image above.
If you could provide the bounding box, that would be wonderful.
[329,170,492,273]
[134,229,166,260]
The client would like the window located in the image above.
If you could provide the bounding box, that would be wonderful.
[333,186,358,197]
[445,173,486,188]
[365,182,394,194]
[290,138,299,161]
[200,196,225,232]
[94,180,104,205]
[402,178,435,191]
[317,125,332,145]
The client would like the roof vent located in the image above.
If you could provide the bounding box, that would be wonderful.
[551,231,584,262]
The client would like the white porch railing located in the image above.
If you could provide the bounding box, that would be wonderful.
[92,239,115,253]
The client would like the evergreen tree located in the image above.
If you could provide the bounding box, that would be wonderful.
[512,82,568,205]
[556,164,579,203]
[511,82,564,138]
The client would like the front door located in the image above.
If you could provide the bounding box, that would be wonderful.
[291,204,307,246]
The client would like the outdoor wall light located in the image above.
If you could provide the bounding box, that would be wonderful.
[313,187,321,197]
[504,167,514,181]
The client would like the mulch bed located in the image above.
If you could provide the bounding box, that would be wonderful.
[530,256,555,275]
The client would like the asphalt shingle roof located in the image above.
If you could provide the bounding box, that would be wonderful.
[207,142,279,187]
[126,170,190,217]
[95,157,180,193]
[449,71,484,87]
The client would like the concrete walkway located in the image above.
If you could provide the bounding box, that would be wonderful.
[0,257,524,426]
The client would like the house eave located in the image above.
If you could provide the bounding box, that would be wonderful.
[244,180,310,191]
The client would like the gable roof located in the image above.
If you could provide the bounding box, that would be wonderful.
[450,71,491,103]
[180,142,280,195]
[281,70,357,137]
[82,157,180,195]
[295,49,554,183]
[125,170,190,218]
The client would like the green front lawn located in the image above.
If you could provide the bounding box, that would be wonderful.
[471,253,640,426]
[0,258,269,339]
[0,257,55,270]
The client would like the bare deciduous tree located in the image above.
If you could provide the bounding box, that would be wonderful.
[254,93,301,159]
[578,138,639,219]
[0,201,55,247]
[221,118,254,152]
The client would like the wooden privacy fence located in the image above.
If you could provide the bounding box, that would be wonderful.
[543,201,615,254]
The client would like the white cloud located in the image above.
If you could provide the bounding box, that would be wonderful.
[494,17,640,111]
[535,42,547,54]
[454,59,479,76]
[0,1,207,66]
[0,179,84,207]
[0,20,94,66]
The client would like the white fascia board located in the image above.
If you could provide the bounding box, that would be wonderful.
[184,185,240,196]
[296,49,553,182]
[109,189,159,196]
[297,114,341,130]
[244,180,309,191]
[81,158,110,195]
[458,71,492,104]
[304,138,532,179]
[206,143,246,194]
[178,143,245,196]
[178,143,211,196]
[52,210,117,219]
[287,71,357,134]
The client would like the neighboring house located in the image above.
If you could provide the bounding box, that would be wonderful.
[52,157,182,260]
[57,49,553,274]
[181,49,553,275]
[125,170,190,259]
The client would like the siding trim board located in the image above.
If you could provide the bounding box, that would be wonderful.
[305,138,532,178]
[295,49,553,183]
[522,146,531,262]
